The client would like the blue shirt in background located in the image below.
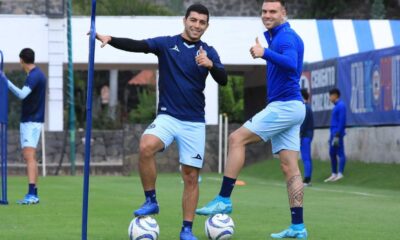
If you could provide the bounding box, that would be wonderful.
[301,103,314,138]
[262,22,304,103]
[21,67,46,123]
[146,35,224,122]
[330,100,346,137]
[0,72,8,124]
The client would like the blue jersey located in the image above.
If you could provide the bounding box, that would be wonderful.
[262,22,304,103]
[146,35,224,122]
[330,100,346,137]
[21,67,46,123]
[300,103,314,138]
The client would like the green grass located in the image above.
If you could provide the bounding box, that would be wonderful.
[1,159,399,239]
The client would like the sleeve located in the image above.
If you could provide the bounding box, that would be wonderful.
[208,47,227,86]
[8,79,32,99]
[24,74,39,90]
[336,104,346,136]
[109,37,150,53]
[145,36,169,55]
[262,33,298,72]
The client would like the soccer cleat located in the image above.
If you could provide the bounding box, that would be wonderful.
[324,174,337,182]
[133,197,159,217]
[303,182,312,187]
[332,173,344,182]
[195,195,232,216]
[17,194,39,205]
[180,227,198,240]
[270,225,308,239]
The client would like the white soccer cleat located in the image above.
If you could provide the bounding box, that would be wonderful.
[332,173,344,182]
[324,174,337,182]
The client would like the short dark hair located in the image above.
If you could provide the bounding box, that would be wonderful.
[329,88,341,97]
[264,0,286,8]
[301,89,309,100]
[19,48,35,64]
[185,3,210,22]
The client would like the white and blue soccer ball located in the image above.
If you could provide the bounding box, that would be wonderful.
[205,214,235,240]
[128,216,160,240]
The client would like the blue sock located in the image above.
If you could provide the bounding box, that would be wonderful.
[290,207,303,225]
[28,184,36,195]
[219,176,236,198]
[144,190,157,203]
[182,221,193,231]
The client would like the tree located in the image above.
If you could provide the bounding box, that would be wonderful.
[129,87,156,124]
[300,0,347,18]
[73,0,173,16]
[370,0,386,19]
[219,75,244,123]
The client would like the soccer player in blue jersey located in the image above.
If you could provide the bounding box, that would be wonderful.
[94,4,227,240]
[2,48,46,204]
[196,0,308,238]
[300,89,314,187]
[324,88,347,182]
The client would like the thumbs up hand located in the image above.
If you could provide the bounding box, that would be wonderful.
[195,46,213,69]
[250,37,265,59]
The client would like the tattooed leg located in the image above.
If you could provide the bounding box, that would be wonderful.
[278,150,305,225]
[287,175,304,208]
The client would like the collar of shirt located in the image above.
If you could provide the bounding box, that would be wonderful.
[179,34,201,48]
[27,66,37,76]
[334,99,342,105]
[263,21,290,45]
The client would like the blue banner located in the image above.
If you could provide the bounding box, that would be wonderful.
[0,50,7,124]
[338,46,400,126]
[301,59,337,127]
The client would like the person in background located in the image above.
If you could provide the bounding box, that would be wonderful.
[300,89,314,186]
[3,48,46,204]
[325,88,347,182]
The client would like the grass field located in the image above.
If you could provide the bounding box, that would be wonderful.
[1,159,399,240]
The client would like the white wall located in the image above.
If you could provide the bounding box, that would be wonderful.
[312,127,400,164]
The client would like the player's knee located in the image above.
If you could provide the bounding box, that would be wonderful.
[23,155,35,162]
[280,161,298,176]
[22,148,36,162]
[228,131,243,147]
[182,170,198,186]
[139,141,157,158]
[280,162,290,174]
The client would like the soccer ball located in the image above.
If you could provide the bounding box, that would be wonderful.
[128,216,160,240]
[205,214,235,240]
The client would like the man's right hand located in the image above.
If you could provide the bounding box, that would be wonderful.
[250,37,265,59]
[92,32,112,48]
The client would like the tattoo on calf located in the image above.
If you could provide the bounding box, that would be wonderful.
[287,175,304,208]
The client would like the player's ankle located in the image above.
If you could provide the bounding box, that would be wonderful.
[291,223,305,230]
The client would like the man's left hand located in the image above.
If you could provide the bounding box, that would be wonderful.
[195,46,213,69]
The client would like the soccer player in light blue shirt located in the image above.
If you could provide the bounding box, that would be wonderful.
[324,88,347,182]
[196,1,308,238]
[2,48,46,205]
[94,4,227,240]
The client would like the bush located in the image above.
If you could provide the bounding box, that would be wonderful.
[129,87,156,124]
[219,75,244,123]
